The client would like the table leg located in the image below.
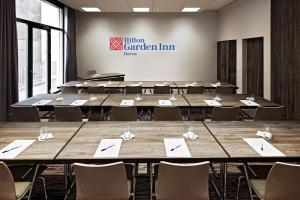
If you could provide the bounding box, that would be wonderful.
[64,164,71,200]
[149,163,153,200]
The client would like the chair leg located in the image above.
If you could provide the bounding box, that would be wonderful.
[39,177,48,200]
[236,176,244,200]
[243,163,254,200]
[28,164,40,200]
[210,163,219,179]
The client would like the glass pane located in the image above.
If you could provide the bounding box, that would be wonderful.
[16,0,62,28]
[51,30,63,93]
[33,28,48,96]
[17,22,28,101]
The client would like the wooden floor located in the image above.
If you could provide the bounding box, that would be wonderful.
[11,164,270,200]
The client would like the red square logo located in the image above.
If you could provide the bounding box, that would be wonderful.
[110,37,123,51]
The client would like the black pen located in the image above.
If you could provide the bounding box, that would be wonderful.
[261,144,264,151]
[170,145,181,151]
[2,146,22,154]
[101,144,115,151]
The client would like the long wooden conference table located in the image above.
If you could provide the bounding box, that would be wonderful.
[1,121,300,199]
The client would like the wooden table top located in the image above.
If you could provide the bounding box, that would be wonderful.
[60,81,122,88]
[204,121,300,160]
[57,121,228,162]
[174,81,238,89]
[101,94,190,107]
[0,122,83,163]
[118,81,177,88]
[80,73,125,81]
[183,94,280,108]
[13,93,109,107]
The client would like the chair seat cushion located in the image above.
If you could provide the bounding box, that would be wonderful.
[250,179,266,199]
[15,182,31,199]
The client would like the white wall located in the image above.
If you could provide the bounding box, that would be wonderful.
[218,0,271,99]
[76,12,218,81]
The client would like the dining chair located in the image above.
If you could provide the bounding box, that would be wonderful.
[211,106,240,121]
[54,106,83,122]
[187,86,205,94]
[155,161,210,200]
[154,85,171,94]
[215,86,235,94]
[61,86,78,94]
[237,162,300,200]
[110,106,138,121]
[254,106,282,121]
[125,86,143,94]
[11,106,40,122]
[153,106,181,121]
[0,162,47,200]
[87,86,105,94]
[74,162,131,200]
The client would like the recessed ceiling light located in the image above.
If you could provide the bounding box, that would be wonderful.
[182,7,200,12]
[133,7,149,12]
[81,7,101,12]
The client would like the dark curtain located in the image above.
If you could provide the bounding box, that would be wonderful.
[0,0,19,122]
[66,7,77,82]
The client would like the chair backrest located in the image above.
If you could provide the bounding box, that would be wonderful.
[264,162,300,200]
[154,86,171,94]
[254,106,282,121]
[156,161,209,200]
[215,86,234,94]
[54,106,83,122]
[110,106,138,121]
[187,86,205,94]
[61,86,78,94]
[0,162,17,200]
[211,106,240,121]
[11,106,40,122]
[87,86,105,94]
[86,70,96,75]
[153,107,181,121]
[125,86,142,94]
[74,162,129,200]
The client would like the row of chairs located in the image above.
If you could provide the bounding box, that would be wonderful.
[61,85,235,94]
[10,106,282,122]
[2,161,299,200]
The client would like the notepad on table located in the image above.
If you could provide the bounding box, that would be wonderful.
[70,100,87,106]
[120,100,134,106]
[164,138,191,157]
[240,100,260,106]
[0,140,35,159]
[33,100,52,106]
[159,100,172,106]
[94,139,122,158]
[243,138,285,157]
[204,100,221,106]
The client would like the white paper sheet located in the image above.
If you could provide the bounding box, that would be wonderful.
[120,100,134,106]
[211,83,221,87]
[33,100,52,106]
[98,83,107,87]
[164,138,191,157]
[0,140,35,159]
[75,84,83,87]
[94,139,122,158]
[159,100,173,106]
[70,100,87,106]
[240,100,260,106]
[130,83,141,87]
[204,100,222,106]
[243,138,285,157]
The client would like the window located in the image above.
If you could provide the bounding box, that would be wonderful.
[16,0,64,101]
[16,0,62,28]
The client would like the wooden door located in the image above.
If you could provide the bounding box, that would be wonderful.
[243,37,264,96]
[217,40,236,85]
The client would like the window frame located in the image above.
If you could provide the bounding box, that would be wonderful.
[16,0,65,98]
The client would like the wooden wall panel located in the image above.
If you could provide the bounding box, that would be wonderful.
[217,40,237,85]
[271,0,300,120]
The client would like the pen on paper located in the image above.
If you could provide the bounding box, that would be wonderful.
[2,146,22,154]
[170,145,181,151]
[101,144,115,151]
[261,144,264,151]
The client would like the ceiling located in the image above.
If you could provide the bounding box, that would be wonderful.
[58,0,235,12]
